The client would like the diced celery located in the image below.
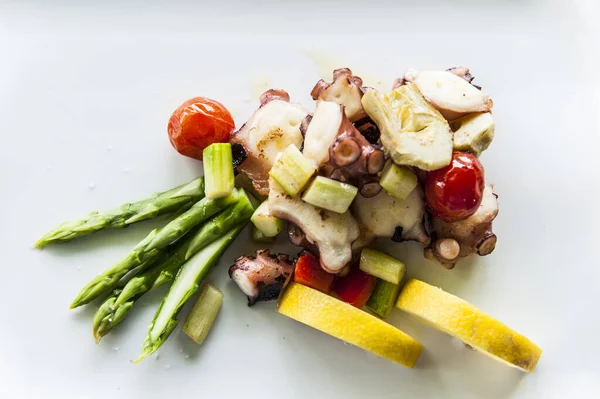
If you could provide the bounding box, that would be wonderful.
[182,283,223,345]
[359,248,406,284]
[251,201,284,237]
[251,225,275,243]
[301,176,358,214]
[367,279,402,319]
[379,161,418,201]
[203,143,235,199]
[268,145,315,197]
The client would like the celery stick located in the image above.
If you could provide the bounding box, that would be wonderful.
[359,248,406,284]
[301,176,358,214]
[203,143,235,199]
[367,279,402,319]
[380,161,418,201]
[251,226,275,243]
[183,284,224,345]
[251,201,284,237]
[268,145,315,197]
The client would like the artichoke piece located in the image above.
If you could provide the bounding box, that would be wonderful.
[450,112,495,157]
[361,83,453,171]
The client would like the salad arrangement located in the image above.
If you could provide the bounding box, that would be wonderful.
[37,66,541,371]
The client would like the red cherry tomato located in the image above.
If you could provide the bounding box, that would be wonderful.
[425,151,485,223]
[168,97,235,160]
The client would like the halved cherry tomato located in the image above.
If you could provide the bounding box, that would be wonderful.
[425,151,485,223]
[294,252,335,294]
[331,266,376,308]
[168,97,235,160]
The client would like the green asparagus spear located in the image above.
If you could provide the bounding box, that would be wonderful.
[135,223,246,363]
[92,292,131,342]
[92,193,254,341]
[185,189,256,259]
[92,258,180,343]
[70,191,238,309]
[35,177,205,248]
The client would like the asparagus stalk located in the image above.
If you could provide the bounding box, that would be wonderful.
[92,258,179,343]
[92,291,130,341]
[185,189,256,259]
[70,191,238,308]
[92,190,255,341]
[136,223,246,363]
[35,177,205,248]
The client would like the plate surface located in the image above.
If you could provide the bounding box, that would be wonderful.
[1,1,599,398]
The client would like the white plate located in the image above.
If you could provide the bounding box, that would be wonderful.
[1,1,599,398]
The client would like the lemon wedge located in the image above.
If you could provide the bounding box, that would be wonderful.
[396,279,542,372]
[278,282,422,368]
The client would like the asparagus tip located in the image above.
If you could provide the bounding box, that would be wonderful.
[69,298,82,309]
[93,333,102,344]
[132,354,147,364]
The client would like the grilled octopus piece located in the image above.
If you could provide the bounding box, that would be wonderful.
[446,66,475,84]
[287,223,319,256]
[302,101,385,198]
[394,67,493,121]
[228,250,294,306]
[230,89,309,196]
[424,185,498,269]
[310,68,367,123]
[310,68,381,145]
[393,66,478,90]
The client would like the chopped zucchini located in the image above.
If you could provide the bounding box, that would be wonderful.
[268,145,316,197]
[203,143,235,199]
[251,225,276,243]
[359,248,406,284]
[367,279,402,319]
[251,201,284,237]
[301,176,358,214]
[380,161,418,201]
[182,283,223,345]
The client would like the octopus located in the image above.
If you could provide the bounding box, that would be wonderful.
[393,67,493,121]
[310,68,381,144]
[228,249,294,306]
[424,185,499,269]
[268,177,359,273]
[352,187,431,246]
[230,89,309,196]
[302,100,385,197]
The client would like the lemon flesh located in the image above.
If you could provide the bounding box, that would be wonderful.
[396,279,542,372]
[278,282,422,368]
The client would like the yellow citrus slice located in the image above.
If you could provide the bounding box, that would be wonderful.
[278,282,422,368]
[396,279,542,372]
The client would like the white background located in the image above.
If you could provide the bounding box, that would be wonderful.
[1,0,599,398]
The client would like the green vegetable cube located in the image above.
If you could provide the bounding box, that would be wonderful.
[268,145,316,197]
[301,176,358,214]
[380,161,418,201]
